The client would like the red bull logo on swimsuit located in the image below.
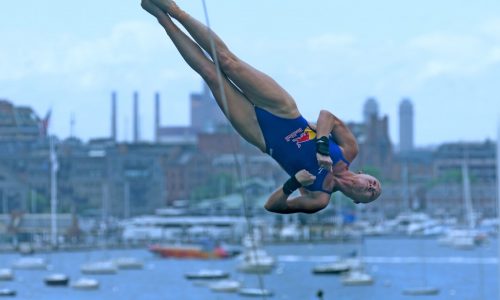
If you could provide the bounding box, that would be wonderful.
[285,127,316,148]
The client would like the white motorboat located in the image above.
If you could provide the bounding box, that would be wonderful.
[209,280,242,293]
[237,248,276,274]
[0,288,16,297]
[437,229,483,250]
[184,269,229,280]
[238,288,273,297]
[402,287,440,296]
[342,270,374,286]
[312,261,351,274]
[18,243,35,255]
[313,256,362,274]
[0,268,14,281]
[81,261,117,275]
[44,273,70,286]
[72,278,100,290]
[113,257,144,270]
[12,257,47,270]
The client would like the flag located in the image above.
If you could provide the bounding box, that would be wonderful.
[39,109,52,137]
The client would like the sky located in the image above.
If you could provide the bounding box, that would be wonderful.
[1,0,499,147]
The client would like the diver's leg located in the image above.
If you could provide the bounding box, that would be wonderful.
[142,0,266,151]
[151,0,300,118]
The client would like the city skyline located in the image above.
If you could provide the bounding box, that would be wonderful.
[1,0,499,146]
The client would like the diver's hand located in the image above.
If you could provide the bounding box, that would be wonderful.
[295,169,316,186]
[316,153,333,172]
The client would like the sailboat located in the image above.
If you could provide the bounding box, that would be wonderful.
[496,121,500,300]
[236,233,276,274]
[79,183,117,276]
[44,137,71,287]
[437,154,487,249]
[313,194,359,276]
[401,160,440,295]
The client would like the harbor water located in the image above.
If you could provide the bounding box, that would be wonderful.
[0,237,498,300]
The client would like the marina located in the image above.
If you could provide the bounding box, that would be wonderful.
[0,237,498,299]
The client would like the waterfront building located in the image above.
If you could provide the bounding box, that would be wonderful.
[0,213,73,244]
[58,139,181,218]
[433,141,496,183]
[0,100,41,141]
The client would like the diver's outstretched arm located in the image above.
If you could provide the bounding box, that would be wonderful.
[264,170,330,214]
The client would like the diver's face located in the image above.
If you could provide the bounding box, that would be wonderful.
[349,173,381,204]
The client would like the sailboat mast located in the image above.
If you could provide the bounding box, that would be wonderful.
[496,119,500,300]
[50,137,58,247]
[402,161,410,211]
[461,155,474,229]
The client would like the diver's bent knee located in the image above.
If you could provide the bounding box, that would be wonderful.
[218,51,241,74]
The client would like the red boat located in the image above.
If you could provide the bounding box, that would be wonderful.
[149,244,230,259]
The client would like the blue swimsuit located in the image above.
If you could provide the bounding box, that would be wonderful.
[255,106,350,194]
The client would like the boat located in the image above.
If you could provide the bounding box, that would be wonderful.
[0,289,16,297]
[0,269,14,281]
[81,261,117,275]
[237,248,276,274]
[149,243,229,259]
[113,257,144,270]
[184,269,229,280]
[312,261,351,275]
[44,273,70,286]
[238,288,273,297]
[402,287,440,296]
[437,229,485,250]
[342,270,374,286]
[18,243,35,255]
[72,278,99,290]
[437,158,488,250]
[12,257,47,270]
[209,280,242,293]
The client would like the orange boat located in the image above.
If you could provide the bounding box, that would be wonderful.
[148,244,230,259]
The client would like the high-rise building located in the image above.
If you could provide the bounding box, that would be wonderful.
[399,98,414,153]
[363,97,379,124]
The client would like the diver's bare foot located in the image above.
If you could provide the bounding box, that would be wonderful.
[141,0,164,18]
[151,0,181,17]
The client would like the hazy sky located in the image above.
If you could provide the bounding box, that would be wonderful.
[1,0,499,146]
